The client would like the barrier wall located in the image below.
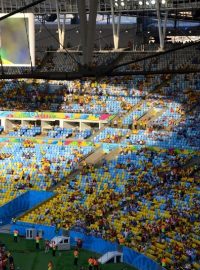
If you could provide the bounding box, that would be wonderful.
[0,191,54,225]
[11,222,62,240]
[123,247,163,270]
[11,222,162,270]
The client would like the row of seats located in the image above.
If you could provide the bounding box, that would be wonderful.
[8,126,41,137]
[47,127,92,139]
[0,140,94,206]
[0,74,160,113]
[116,43,200,73]
[20,147,200,270]
[93,128,130,143]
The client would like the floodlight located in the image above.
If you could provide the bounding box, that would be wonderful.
[114,0,119,7]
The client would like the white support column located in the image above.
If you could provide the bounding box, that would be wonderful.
[111,0,121,50]
[61,14,66,49]
[162,11,168,42]
[1,0,4,13]
[156,1,168,51]
[56,0,66,51]
[156,0,164,51]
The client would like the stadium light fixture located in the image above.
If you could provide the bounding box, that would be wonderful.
[138,0,167,7]
[114,0,127,7]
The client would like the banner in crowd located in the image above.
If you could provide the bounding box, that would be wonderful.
[0,111,115,121]
[0,137,95,147]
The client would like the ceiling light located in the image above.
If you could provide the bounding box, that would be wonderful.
[139,1,143,5]
[151,0,155,4]
[146,1,150,5]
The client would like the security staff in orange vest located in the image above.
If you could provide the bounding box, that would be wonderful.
[35,234,40,250]
[93,257,99,270]
[13,229,18,242]
[88,256,93,270]
[73,248,79,266]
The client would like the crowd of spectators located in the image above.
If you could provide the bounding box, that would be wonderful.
[20,147,200,270]
[0,62,199,270]
[0,141,94,206]
[0,75,157,113]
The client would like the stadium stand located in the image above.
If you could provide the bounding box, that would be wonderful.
[0,2,200,270]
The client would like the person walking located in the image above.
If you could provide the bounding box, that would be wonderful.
[77,239,83,249]
[9,262,15,270]
[52,242,57,257]
[35,234,40,250]
[13,230,18,242]
[45,240,50,253]
[73,248,79,266]
[7,251,14,265]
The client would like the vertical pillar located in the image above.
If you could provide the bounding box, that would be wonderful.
[156,0,168,51]
[0,0,4,13]
[77,0,98,66]
[56,0,66,51]
[77,0,87,64]
[86,0,98,65]
[156,0,164,51]
[59,120,64,128]
[162,11,168,41]
[111,0,121,50]
[1,118,6,131]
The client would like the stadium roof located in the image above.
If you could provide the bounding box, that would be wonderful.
[0,0,200,14]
